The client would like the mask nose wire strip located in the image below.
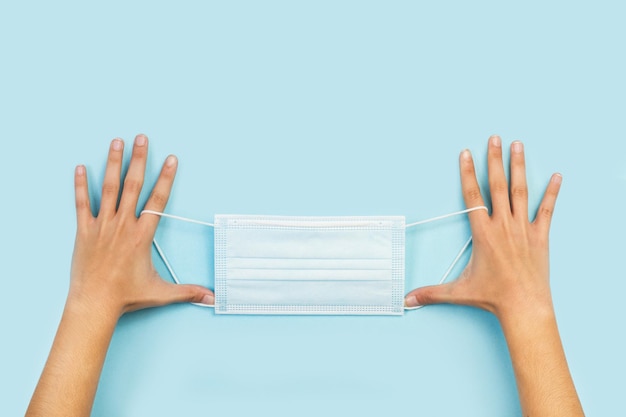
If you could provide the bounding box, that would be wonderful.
[404,205,488,311]
[141,210,215,308]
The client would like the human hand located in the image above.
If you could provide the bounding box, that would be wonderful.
[69,135,214,318]
[404,135,562,321]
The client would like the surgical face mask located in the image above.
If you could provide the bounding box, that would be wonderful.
[142,207,487,315]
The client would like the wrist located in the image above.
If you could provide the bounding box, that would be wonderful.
[66,282,124,325]
[496,301,557,336]
[491,282,555,327]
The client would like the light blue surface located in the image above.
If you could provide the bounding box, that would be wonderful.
[1,1,624,415]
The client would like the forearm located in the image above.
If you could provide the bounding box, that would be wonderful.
[499,306,584,417]
[26,297,119,417]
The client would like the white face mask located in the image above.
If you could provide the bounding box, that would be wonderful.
[142,207,487,315]
[213,215,406,315]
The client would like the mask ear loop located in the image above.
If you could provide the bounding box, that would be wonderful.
[141,210,215,308]
[403,206,488,311]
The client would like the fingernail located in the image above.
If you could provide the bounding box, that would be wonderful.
[76,165,85,176]
[552,173,563,184]
[512,141,523,153]
[490,135,501,147]
[112,139,123,151]
[461,149,472,160]
[405,295,418,307]
[200,294,214,306]
[165,155,177,167]
[135,135,147,147]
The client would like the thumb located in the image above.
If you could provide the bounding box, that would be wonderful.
[404,282,456,308]
[159,282,215,306]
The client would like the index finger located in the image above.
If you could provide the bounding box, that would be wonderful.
[140,155,178,231]
[487,135,511,216]
[460,149,489,225]
[74,164,93,228]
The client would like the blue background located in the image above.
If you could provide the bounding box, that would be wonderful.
[1,1,624,415]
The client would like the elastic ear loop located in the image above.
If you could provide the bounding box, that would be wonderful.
[403,205,488,311]
[141,210,216,308]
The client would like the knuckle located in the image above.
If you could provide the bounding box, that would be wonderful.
[415,292,433,306]
[132,145,147,158]
[150,191,169,207]
[539,206,553,219]
[465,187,483,202]
[102,182,119,197]
[512,159,526,170]
[488,152,502,163]
[186,287,203,303]
[511,186,528,199]
[547,186,559,196]
[416,288,438,305]
[123,178,143,194]
[491,182,509,195]
[107,152,121,164]
[160,165,176,178]
[461,163,475,176]
[75,198,89,211]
